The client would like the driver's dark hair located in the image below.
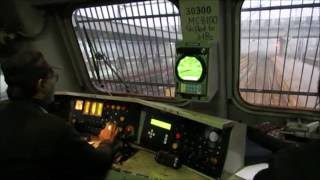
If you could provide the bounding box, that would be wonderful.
[1,49,53,100]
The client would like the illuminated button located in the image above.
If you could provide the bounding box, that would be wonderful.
[172,143,178,150]
[125,125,134,134]
[125,126,131,132]
[96,103,103,117]
[163,134,168,144]
[121,106,126,111]
[175,132,181,140]
[90,102,97,116]
[148,129,155,139]
[106,104,110,109]
[120,116,125,122]
[116,105,121,111]
[83,101,91,115]
[74,100,84,110]
[111,105,115,110]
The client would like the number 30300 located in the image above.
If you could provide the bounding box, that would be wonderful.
[186,6,212,15]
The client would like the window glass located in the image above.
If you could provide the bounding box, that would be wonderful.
[240,0,320,111]
[72,0,181,97]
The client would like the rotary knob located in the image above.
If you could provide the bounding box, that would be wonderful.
[208,131,219,142]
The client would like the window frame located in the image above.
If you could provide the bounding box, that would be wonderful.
[67,0,182,101]
[233,0,320,118]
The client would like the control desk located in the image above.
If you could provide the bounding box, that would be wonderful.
[52,92,244,180]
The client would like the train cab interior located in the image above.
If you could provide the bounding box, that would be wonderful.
[0,0,319,179]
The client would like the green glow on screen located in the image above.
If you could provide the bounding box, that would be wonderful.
[177,56,203,81]
[151,119,171,130]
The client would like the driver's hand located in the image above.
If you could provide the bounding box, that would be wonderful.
[98,122,122,161]
[98,121,118,144]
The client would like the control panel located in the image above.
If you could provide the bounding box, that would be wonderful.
[140,107,232,178]
[69,98,141,139]
[53,93,235,179]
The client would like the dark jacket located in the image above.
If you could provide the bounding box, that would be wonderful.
[254,140,320,180]
[0,100,112,180]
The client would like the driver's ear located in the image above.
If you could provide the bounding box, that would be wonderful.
[36,78,46,90]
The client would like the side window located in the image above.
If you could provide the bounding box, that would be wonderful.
[72,0,181,98]
[240,0,320,111]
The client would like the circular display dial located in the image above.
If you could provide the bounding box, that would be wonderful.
[177,56,204,81]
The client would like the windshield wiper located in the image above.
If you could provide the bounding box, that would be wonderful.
[82,26,131,93]
[95,52,132,93]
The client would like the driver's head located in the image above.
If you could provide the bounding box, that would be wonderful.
[1,49,58,102]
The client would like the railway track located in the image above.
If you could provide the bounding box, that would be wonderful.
[239,53,305,108]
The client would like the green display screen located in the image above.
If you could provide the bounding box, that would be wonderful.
[177,56,203,81]
[151,119,171,130]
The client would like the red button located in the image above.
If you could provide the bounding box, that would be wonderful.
[125,125,134,133]
[175,133,181,140]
